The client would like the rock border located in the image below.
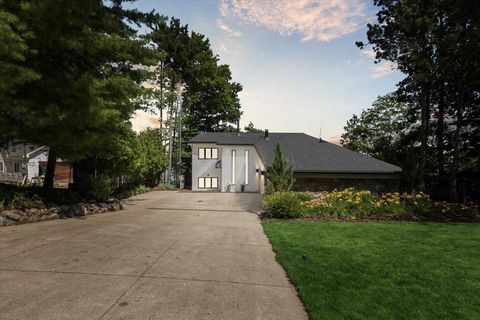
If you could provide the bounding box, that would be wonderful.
[0,199,124,227]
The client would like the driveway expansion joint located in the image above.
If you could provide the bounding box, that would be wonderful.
[97,221,201,320]
[0,224,109,262]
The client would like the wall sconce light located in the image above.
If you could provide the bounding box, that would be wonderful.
[256,168,260,173]
[261,170,266,176]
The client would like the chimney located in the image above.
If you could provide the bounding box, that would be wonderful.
[264,129,269,139]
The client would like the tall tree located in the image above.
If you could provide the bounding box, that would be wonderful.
[0,0,157,189]
[0,1,39,145]
[341,94,421,190]
[147,16,242,184]
[358,0,480,201]
[357,0,436,190]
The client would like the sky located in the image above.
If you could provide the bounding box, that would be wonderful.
[130,0,404,143]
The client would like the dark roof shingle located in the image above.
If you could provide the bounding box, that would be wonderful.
[189,132,401,173]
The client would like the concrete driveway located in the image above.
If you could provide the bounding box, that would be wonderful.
[0,191,307,320]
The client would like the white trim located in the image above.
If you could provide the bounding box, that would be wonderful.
[26,146,47,158]
[198,177,219,189]
[231,150,236,184]
[245,150,249,185]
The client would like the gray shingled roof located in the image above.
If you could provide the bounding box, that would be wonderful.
[189,132,402,173]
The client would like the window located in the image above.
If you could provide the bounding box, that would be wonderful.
[198,147,218,159]
[231,150,236,184]
[245,150,249,185]
[198,177,218,189]
[0,161,4,173]
[14,162,20,173]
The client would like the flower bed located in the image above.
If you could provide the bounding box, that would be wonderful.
[263,188,479,221]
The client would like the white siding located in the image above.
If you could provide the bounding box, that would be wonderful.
[27,151,48,179]
[191,143,266,193]
[191,143,222,191]
[220,145,265,192]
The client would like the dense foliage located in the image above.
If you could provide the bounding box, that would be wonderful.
[0,0,158,189]
[263,189,479,220]
[342,94,420,190]
[355,0,480,202]
[132,129,167,186]
[144,17,243,183]
[0,0,242,194]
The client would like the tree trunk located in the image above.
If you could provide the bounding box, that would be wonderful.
[171,102,178,185]
[418,82,430,190]
[450,19,468,203]
[71,161,88,194]
[43,149,57,190]
[436,86,445,176]
[450,95,463,202]
[167,98,174,184]
[159,62,164,132]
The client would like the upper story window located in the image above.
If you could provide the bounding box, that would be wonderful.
[14,162,20,173]
[198,147,218,160]
[0,161,4,173]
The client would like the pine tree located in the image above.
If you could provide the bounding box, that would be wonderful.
[0,0,157,189]
[266,142,294,192]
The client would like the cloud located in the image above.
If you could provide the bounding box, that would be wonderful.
[369,62,397,78]
[361,49,376,58]
[217,19,242,38]
[220,0,367,42]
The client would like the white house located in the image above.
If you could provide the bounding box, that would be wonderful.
[0,144,48,184]
[189,131,402,193]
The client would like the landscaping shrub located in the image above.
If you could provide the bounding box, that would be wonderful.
[264,188,479,220]
[156,183,175,190]
[263,192,312,218]
[85,176,112,201]
[134,184,151,194]
[10,192,43,209]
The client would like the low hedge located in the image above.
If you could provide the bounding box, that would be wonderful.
[263,189,479,220]
[263,192,312,218]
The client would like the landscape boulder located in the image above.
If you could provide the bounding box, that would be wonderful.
[74,203,88,216]
[4,210,21,222]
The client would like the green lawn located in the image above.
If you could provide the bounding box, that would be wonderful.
[262,221,480,320]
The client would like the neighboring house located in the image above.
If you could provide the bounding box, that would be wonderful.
[0,144,72,187]
[0,144,48,184]
[189,131,402,193]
